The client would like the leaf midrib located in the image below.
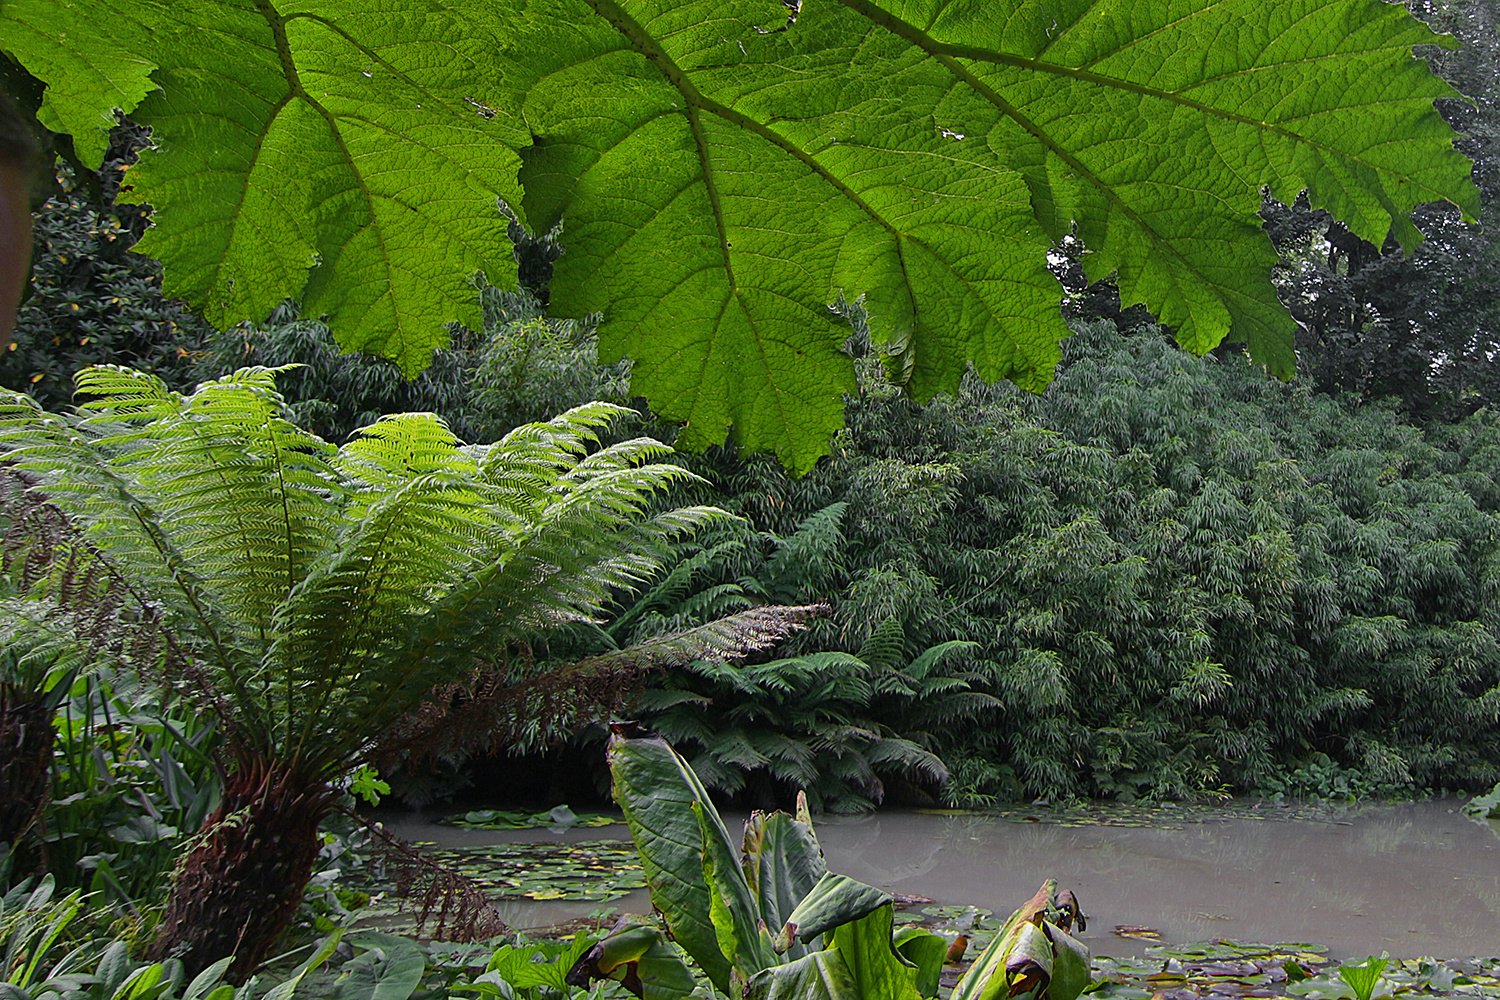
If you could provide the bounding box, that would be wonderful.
[834,0,1454,201]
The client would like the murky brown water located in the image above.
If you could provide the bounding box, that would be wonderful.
[376,799,1500,960]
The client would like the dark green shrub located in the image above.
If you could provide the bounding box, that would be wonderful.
[192,268,630,445]
[2,130,208,407]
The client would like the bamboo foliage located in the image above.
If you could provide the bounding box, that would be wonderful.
[703,320,1500,802]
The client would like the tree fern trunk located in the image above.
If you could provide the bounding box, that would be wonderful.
[147,753,334,983]
[0,684,55,846]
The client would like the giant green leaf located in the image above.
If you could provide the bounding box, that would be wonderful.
[1,0,526,374]
[1,0,1477,470]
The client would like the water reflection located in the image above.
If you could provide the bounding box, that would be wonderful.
[377,799,1500,959]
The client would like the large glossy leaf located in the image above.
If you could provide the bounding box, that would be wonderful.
[563,923,699,1000]
[742,795,828,960]
[892,927,947,999]
[772,873,892,953]
[2,0,1477,470]
[747,904,923,1000]
[608,729,742,991]
[697,798,778,986]
[336,933,425,1000]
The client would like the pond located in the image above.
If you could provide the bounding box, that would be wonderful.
[373,798,1500,961]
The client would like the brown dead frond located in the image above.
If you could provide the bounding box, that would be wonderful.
[360,816,508,942]
[377,603,829,765]
[0,467,220,715]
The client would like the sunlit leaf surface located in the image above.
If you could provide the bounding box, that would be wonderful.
[2,0,1477,468]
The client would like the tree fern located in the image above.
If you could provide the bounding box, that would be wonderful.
[0,368,817,979]
[636,619,995,811]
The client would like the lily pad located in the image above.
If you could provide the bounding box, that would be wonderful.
[355,840,646,906]
[447,805,621,831]
[422,841,646,901]
[981,800,1370,831]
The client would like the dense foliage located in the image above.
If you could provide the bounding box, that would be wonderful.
[0,129,208,408]
[597,321,1500,806]
[1,0,1477,467]
[965,328,1500,798]
[1261,0,1500,424]
[0,371,823,977]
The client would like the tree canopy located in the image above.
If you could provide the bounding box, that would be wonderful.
[0,0,1479,469]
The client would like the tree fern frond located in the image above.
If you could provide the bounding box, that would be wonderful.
[73,364,185,425]
[826,673,874,706]
[0,472,236,727]
[90,368,342,648]
[606,538,749,640]
[0,405,250,685]
[336,412,474,487]
[299,447,716,750]
[564,436,679,479]
[685,752,743,795]
[705,729,772,770]
[629,688,712,713]
[676,585,754,625]
[911,676,971,697]
[560,605,827,677]
[856,618,907,670]
[760,731,817,768]
[367,605,825,768]
[649,709,718,746]
[870,670,919,698]
[484,401,635,476]
[910,692,1004,728]
[763,502,848,601]
[905,640,981,681]
[866,738,950,784]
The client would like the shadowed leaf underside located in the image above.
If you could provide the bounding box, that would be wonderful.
[1,0,1478,469]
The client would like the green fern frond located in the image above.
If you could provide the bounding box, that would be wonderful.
[564,436,678,479]
[607,542,727,638]
[647,708,717,745]
[685,752,744,795]
[857,618,907,670]
[866,738,949,784]
[825,672,874,706]
[91,368,341,648]
[706,730,772,770]
[760,731,817,769]
[73,364,186,424]
[763,502,848,602]
[676,585,753,623]
[0,395,250,682]
[629,688,712,713]
[555,606,827,680]
[905,640,981,681]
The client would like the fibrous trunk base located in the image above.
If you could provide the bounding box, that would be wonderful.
[146,754,332,983]
[0,685,55,846]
